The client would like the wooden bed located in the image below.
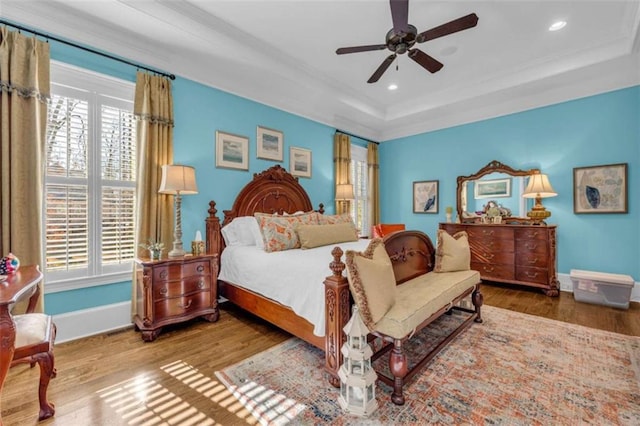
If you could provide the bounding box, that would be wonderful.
[205,165,437,386]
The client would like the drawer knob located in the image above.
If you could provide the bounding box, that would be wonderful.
[196,265,205,273]
[527,258,538,264]
[178,299,193,309]
[484,253,495,260]
[526,231,539,238]
[482,230,495,236]
[160,271,168,279]
[525,243,537,250]
[525,271,539,278]
[198,279,205,289]
[482,266,495,273]
[159,287,168,295]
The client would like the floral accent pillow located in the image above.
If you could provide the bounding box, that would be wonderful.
[256,212,319,252]
[318,213,354,225]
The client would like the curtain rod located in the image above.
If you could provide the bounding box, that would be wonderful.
[335,129,380,145]
[0,19,176,80]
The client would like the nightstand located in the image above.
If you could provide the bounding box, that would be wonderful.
[133,254,218,341]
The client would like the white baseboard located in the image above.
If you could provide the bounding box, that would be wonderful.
[52,301,133,344]
[557,272,640,302]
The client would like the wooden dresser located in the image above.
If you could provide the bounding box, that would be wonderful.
[439,223,559,296]
[134,254,219,341]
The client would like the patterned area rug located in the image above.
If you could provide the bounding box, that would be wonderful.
[215,306,640,425]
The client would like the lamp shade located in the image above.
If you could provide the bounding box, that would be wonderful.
[336,184,355,200]
[158,165,198,195]
[522,173,557,199]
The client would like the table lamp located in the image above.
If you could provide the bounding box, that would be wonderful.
[522,172,557,224]
[159,165,198,257]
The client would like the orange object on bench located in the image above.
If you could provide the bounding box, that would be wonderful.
[371,223,405,238]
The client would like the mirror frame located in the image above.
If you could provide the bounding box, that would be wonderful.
[456,160,539,224]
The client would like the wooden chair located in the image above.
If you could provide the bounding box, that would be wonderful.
[10,313,57,421]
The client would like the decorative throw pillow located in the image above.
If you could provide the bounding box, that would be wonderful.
[345,238,396,329]
[434,230,471,272]
[318,213,354,226]
[296,223,358,249]
[256,212,319,252]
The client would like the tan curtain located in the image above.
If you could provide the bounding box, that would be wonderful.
[367,142,380,228]
[334,132,351,214]
[0,28,50,313]
[132,72,174,317]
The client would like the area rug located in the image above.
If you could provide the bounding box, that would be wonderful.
[215,306,640,425]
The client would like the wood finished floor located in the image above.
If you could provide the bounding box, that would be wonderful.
[3,283,639,426]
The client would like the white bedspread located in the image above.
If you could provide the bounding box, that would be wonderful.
[218,239,370,337]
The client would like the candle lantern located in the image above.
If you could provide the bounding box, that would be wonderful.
[338,305,378,416]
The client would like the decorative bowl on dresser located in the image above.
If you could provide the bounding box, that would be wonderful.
[134,254,219,341]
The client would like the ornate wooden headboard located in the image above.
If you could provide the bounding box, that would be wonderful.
[205,165,324,257]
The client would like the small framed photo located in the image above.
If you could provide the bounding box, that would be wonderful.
[290,147,312,178]
[256,126,283,161]
[474,178,511,199]
[215,131,249,170]
[574,163,627,213]
[413,180,439,214]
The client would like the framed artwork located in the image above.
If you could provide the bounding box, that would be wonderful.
[215,131,249,170]
[574,163,627,213]
[413,180,439,214]
[474,178,511,199]
[256,126,284,161]
[290,147,312,178]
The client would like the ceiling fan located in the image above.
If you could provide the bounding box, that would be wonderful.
[336,0,479,83]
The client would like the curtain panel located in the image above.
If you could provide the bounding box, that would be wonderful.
[132,72,174,317]
[0,27,50,313]
[367,142,380,227]
[333,132,351,214]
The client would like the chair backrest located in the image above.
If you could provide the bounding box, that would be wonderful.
[372,223,405,238]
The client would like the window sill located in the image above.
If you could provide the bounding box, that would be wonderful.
[45,271,133,294]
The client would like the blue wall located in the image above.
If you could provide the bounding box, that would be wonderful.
[379,86,640,280]
[27,22,639,314]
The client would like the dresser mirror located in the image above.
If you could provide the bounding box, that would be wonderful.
[457,160,539,224]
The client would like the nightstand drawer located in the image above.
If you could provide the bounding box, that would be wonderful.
[152,260,211,282]
[154,292,212,318]
[153,276,209,301]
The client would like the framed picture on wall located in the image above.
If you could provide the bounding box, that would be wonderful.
[573,163,627,213]
[256,126,284,161]
[215,131,249,170]
[474,178,511,199]
[290,147,312,178]
[413,180,439,214]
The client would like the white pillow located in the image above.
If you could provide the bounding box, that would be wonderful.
[221,216,263,248]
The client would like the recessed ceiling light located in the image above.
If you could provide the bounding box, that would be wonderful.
[388,84,398,91]
[549,21,567,32]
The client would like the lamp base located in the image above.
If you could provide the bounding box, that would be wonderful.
[168,241,186,258]
[527,197,551,225]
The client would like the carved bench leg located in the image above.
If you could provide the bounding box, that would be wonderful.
[472,286,484,323]
[36,351,56,420]
[389,339,408,405]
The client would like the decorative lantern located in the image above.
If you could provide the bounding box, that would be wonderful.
[338,305,378,416]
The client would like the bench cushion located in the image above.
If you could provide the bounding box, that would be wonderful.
[374,270,480,339]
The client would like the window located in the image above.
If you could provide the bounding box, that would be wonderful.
[350,144,369,236]
[44,62,136,291]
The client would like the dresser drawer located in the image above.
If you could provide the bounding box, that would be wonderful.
[153,276,210,301]
[516,266,549,284]
[471,249,514,264]
[472,262,514,281]
[515,228,548,241]
[470,238,514,253]
[515,239,548,257]
[153,260,211,282]
[516,252,548,268]
[154,292,212,318]
[467,226,514,240]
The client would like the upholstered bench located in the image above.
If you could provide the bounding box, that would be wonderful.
[345,230,483,405]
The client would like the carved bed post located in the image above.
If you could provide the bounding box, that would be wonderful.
[205,201,223,268]
[324,246,351,387]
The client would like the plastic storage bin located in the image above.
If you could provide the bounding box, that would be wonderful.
[570,269,634,309]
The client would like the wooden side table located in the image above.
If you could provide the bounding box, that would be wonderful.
[0,265,43,425]
[133,254,218,342]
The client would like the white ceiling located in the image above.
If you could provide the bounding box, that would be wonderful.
[3,1,640,141]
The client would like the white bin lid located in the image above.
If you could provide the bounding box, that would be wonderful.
[570,269,634,286]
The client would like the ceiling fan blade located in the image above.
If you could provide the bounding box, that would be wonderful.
[336,44,387,55]
[416,13,479,43]
[368,54,396,83]
[408,49,443,73]
[390,0,409,34]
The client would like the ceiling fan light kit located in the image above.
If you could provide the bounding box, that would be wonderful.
[336,0,479,83]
